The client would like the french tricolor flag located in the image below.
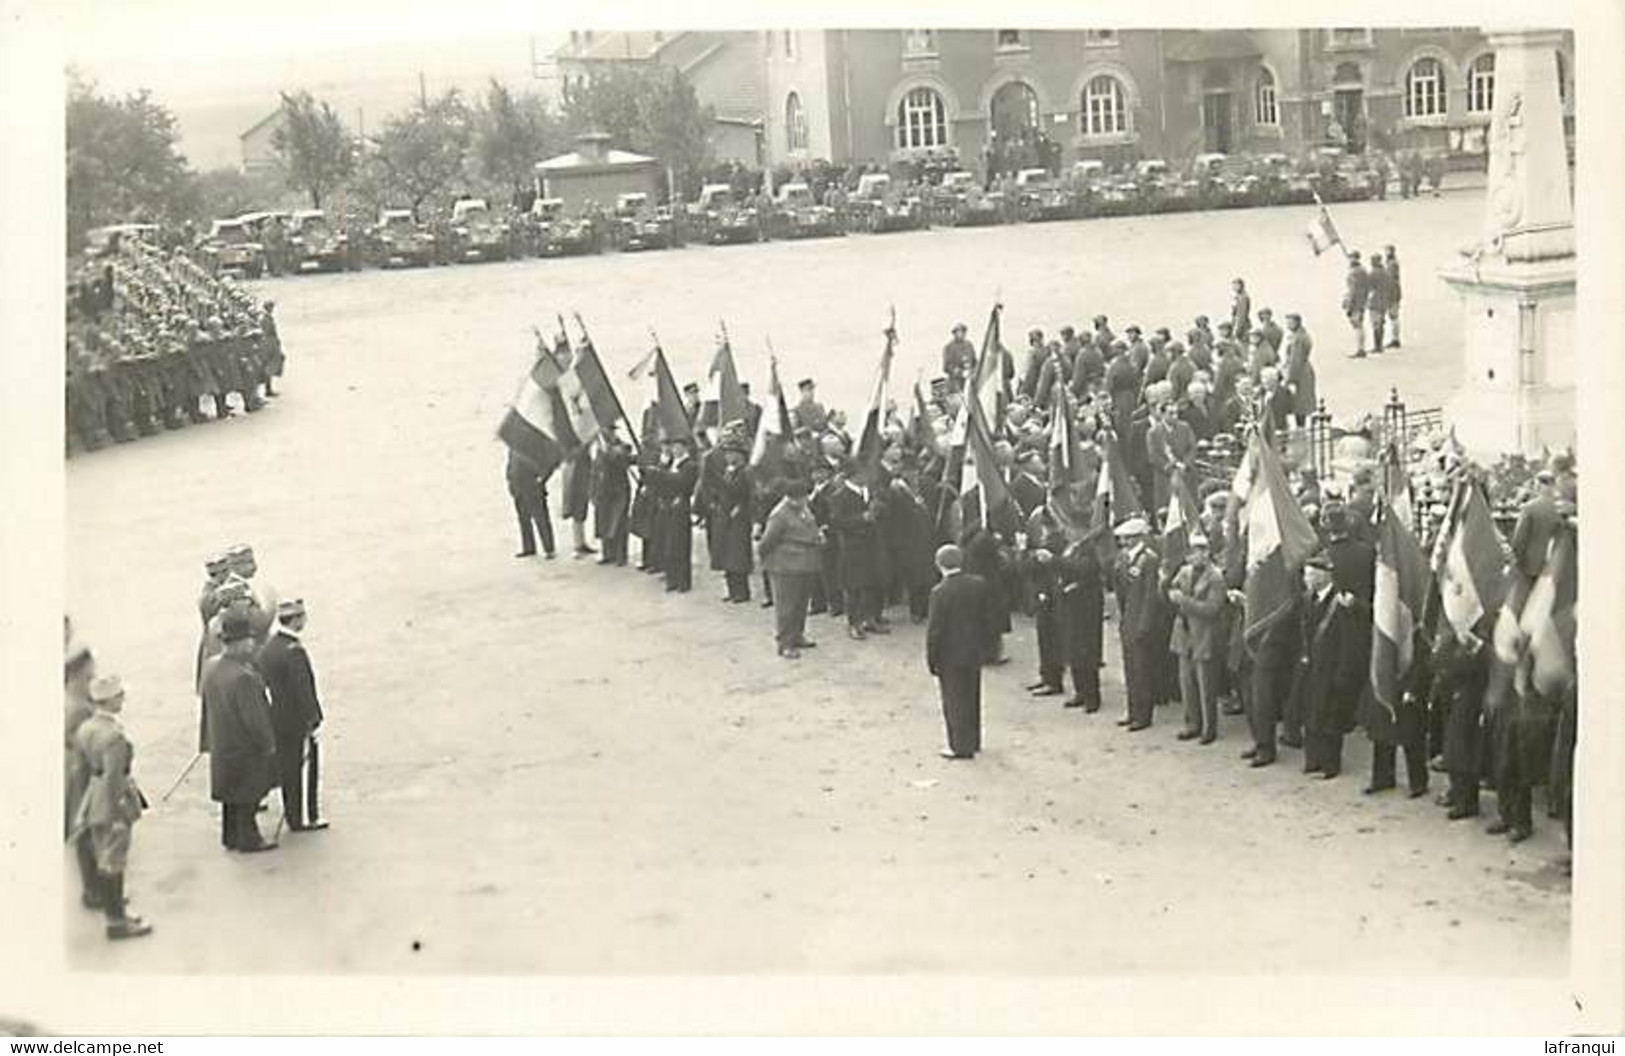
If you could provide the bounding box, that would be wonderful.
[497,352,580,480]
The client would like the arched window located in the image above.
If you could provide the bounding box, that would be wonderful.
[1081,75,1128,137]
[1254,67,1279,126]
[1405,57,1447,118]
[896,87,947,150]
[785,92,808,152]
[1467,53,1495,114]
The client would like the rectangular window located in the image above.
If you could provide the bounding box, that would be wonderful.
[1084,30,1118,47]
[903,29,936,56]
[1328,28,1373,48]
[996,29,1025,49]
[783,30,797,59]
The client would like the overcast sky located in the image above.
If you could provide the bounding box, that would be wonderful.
[60,0,576,169]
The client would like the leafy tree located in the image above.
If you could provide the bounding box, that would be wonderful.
[194,166,287,220]
[371,89,474,220]
[65,72,199,250]
[563,65,714,201]
[473,79,561,207]
[271,89,356,209]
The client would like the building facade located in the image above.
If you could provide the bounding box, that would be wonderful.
[554,30,766,165]
[239,110,288,178]
[759,29,1576,173]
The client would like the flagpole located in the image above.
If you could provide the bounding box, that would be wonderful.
[567,312,642,462]
[1311,188,1353,261]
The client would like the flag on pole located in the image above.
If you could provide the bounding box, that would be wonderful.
[1379,441,1413,533]
[1161,467,1200,573]
[1518,526,1577,698]
[853,321,898,478]
[700,336,748,431]
[1369,498,1431,719]
[568,335,632,440]
[968,304,1008,432]
[1437,480,1508,639]
[1242,431,1320,644]
[1092,427,1143,529]
[959,392,1010,535]
[650,346,693,443]
[1046,385,1092,537]
[497,351,582,480]
[1306,203,1343,257]
[749,355,794,474]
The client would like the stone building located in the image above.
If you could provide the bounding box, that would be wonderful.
[757,28,1576,173]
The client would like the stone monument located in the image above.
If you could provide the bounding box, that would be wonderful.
[1439,29,1575,458]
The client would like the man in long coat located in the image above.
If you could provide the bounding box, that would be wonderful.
[1056,531,1107,712]
[711,442,756,602]
[1168,534,1228,743]
[257,598,328,833]
[201,612,279,852]
[592,431,633,566]
[1283,313,1317,427]
[1432,628,1490,818]
[926,544,994,759]
[657,438,699,593]
[1111,517,1162,731]
[1293,554,1370,779]
[828,461,888,638]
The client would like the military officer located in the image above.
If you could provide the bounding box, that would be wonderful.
[1342,251,1371,358]
[942,323,978,391]
[1381,246,1402,349]
[74,675,153,939]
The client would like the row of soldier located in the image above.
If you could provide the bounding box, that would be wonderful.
[65,237,285,453]
[505,308,1575,855]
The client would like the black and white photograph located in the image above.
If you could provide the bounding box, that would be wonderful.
[2,0,1622,1038]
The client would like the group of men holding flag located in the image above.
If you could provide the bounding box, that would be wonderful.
[496,295,1577,851]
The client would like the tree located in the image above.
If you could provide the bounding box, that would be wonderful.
[65,72,199,250]
[563,65,715,201]
[371,89,474,220]
[194,166,286,220]
[271,89,356,209]
[473,79,562,208]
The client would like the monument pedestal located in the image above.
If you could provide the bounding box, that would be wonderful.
[1436,28,1575,460]
[1441,253,1575,458]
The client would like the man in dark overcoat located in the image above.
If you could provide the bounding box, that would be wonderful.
[592,430,633,566]
[1110,517,1161,731]
[828,461,888,638]
[1294,554,1370,779]
[257,598,328,833]
[926,544,993,759]
[505,448,555,559]
[658,437,699,592]
[1431,628,1490,819]
[1056,531,1107,712]
[711,442,756,602]
[201,612,279,852]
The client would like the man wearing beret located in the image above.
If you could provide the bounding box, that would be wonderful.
[73,674,153,939]
[257,599,329,833]
[201,612,279,852]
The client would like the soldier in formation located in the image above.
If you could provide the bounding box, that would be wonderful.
[66,237,285,454]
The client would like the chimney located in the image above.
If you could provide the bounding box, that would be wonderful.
[576,131,612,164]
